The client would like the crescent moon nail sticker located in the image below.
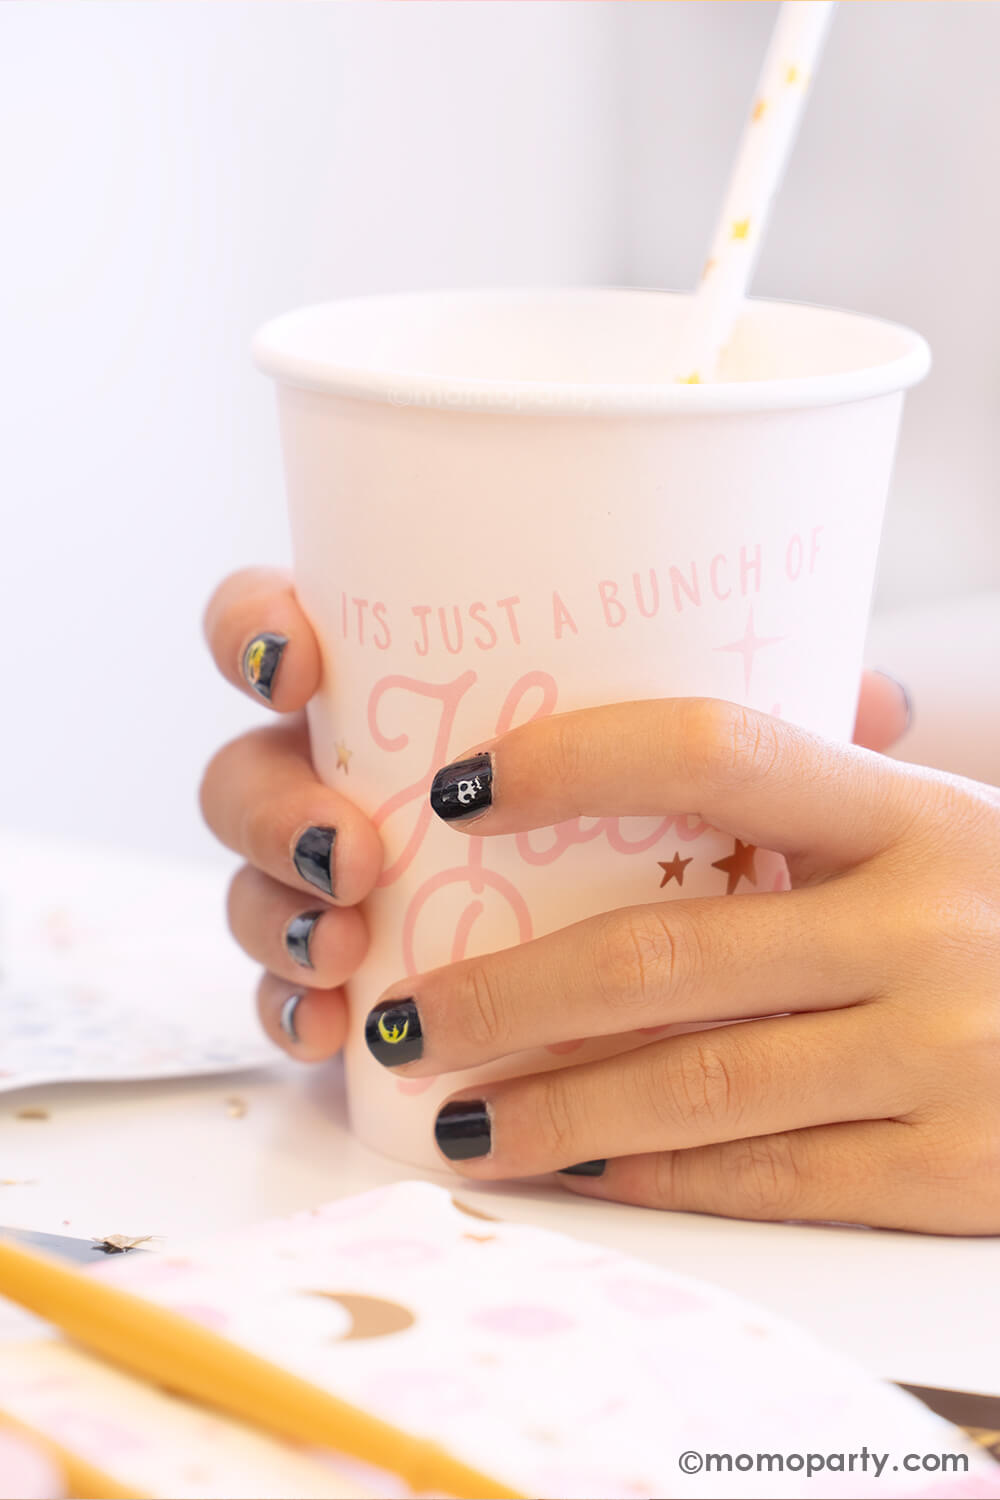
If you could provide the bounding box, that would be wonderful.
[365,999,423,1067]
[242,632,288,703]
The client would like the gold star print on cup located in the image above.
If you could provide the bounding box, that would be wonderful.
[711,839,758,895]
[335,740,352,773]
[657,853,693,889]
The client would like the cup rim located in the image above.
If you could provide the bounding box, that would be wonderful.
[252,286,931,416]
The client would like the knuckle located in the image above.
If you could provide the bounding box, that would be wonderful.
[934,889,1000,956]
[679,700,782,792]
[591,907,684,1014]
[199,726,276,848]
[661,1040,740,1132]
[224,865,251,938]
[545,715,585,798]
[533,1072,577,1159]
[728,1133,803,1220]
[722,703,783,784]
[456,962,509,1053]
[239,791,272,871]
[894,884,1000,979]
[650,1148,685,1208]
[197,739,233,832]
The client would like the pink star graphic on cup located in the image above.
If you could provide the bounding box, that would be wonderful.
[715,608,784,694]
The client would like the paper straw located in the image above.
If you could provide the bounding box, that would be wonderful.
[674,0,837,384]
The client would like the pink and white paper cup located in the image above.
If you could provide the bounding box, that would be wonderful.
[253,287,930,1168]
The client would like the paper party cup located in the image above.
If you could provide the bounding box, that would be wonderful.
[253,287,930,1168]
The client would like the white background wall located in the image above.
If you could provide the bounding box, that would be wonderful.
[2,2,997,861]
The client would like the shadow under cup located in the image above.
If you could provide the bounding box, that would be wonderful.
[254,288,930,1170]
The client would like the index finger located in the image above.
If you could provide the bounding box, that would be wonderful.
[429,698,915,869]
[203,566,321,712]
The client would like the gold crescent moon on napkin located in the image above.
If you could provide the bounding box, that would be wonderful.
[307,1291,415,1341]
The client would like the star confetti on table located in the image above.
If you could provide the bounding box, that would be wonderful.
[335,739,352,773]
[715,607,784,694]
[657,852,693,889]
[701,257,717,280]
[92,1233,153,1254]
[712,839,758,895]
[785,62,805,86]
[751,97,768,122]
[730,217,751,241]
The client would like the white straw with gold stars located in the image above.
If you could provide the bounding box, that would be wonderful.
[674,1,837,385]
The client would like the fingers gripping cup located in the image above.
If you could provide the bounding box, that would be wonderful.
[254,288,929,1169]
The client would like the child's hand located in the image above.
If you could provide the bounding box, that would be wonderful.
[200,569,384,1060]
[368,696,1000,1235]
[201,570,998,1237]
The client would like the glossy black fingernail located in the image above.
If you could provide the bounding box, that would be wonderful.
[279,992,305,1043]
[558,1159,607,1178]
[285,910,324,969]
[430,753,493,823]
[293,826,336,897]
[365,999,423,1067]
[435,1099,491,1161]
[875,668,913,733]
[242,632,288,702]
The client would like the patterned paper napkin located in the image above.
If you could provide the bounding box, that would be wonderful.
[1,1182,995,1500]
[0,833,274,1090]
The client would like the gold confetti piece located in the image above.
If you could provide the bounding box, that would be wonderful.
[701,257,717,281]
[92,1233,153,1254]
[15,1108,49,1121]
[450,1195,499,1222]
[225,1096,247,1118]
[752,97,767,121]
[679,371,701,385]
[1,1177,37,1186]
[730,217,751,241]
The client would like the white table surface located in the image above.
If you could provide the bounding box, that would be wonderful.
[3,1055,999,1400]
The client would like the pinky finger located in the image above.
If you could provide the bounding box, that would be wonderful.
[257,971,348,1062]
[559,1120,985,1235]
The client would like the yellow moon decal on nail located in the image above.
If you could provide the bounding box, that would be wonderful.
[245,638,267,683]
[377,1013,410,1045]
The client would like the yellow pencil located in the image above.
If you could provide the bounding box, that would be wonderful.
[0,1237,522,1500]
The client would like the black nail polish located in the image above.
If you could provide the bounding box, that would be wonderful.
[430,753,493,823]
[279,992,305,1043]
[365,999,423,1067]
[285,910,324,969]
[293,826,336,897]
[435,1099,491,1161]
[558,1160,607,1178]
[242,633,288,702]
